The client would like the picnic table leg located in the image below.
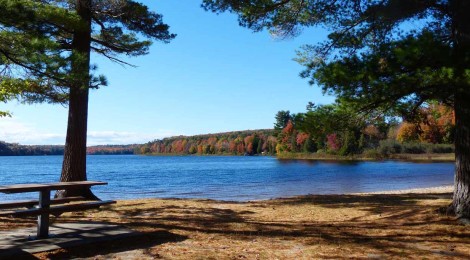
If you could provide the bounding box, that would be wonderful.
[37,189,51,238]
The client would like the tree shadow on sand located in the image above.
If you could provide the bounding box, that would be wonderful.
[73,193,467,258]
[35,230,187,259]
[3,192,469,258]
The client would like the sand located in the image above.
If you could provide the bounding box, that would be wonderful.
[1,185,468,259]
[355,185,454,195]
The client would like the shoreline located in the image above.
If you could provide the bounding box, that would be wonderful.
[277,152,455,162]
[352,185,453,195]
[257,185,454,203]
[109,185,455,204]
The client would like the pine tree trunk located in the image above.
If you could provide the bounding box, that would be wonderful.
[449,0,470,220]
[56,0,98,200]
[452,93,470,219]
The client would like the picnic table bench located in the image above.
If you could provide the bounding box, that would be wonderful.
[0,181,115,239]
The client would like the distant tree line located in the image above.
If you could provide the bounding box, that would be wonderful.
[2,102,454,157]
[274,101,455,157]
[87,145,139,155]
[137,101,454,157]
[137,130,277,156]
[0,142,137,156]
[0,142,64,156]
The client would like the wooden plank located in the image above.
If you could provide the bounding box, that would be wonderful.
[48,200,116,215]
[37,190,51,238]
[0,200,116,217]
[0,197,85,210]
[52,196,86,204]
[0,200,37,209]
[0,223,139,256]
[0,181,107,194]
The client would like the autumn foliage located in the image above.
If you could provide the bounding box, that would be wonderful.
[138,130,276,156]
[275,102,455,156]
[396,123,420,143]
[397,103,455,144]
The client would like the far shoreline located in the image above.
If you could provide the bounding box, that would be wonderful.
[135,152,456,163]
[1,152,456,163]
[276,152,455,162]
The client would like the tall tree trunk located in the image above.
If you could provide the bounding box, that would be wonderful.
[452,93,470,219]
[56,0,98,200]
[449,0,470,220]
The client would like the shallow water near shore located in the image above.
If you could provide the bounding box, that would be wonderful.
[0,155,454,201]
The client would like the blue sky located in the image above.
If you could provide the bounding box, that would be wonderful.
[0,0,334,145]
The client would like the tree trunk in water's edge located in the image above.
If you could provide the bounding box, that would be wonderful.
[452,92,470,219]
[56,0,98,200]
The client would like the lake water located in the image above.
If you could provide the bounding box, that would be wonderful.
[0,155,454,201]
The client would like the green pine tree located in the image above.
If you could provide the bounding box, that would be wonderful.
[1,0,175,198]
[203,0,470,219]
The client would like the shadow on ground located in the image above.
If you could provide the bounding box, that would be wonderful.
[1,192,468,259]
[39,230,187,259]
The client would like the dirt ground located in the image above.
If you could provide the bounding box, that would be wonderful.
[1,189,469,259]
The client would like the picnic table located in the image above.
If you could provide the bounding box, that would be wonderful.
[0,181,115,239]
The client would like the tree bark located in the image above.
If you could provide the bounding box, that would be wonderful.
[452,93,470,219]
[56,0,98,200]
[449,0,470,220]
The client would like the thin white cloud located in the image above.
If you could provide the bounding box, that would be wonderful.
[87,130,175,145]
[0,117,64,145]
[0,117,174,145]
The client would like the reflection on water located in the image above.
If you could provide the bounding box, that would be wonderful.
[278,159,362,166]
[0,155,454,201]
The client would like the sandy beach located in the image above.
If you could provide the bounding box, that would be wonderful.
[354,185,454,195]
[1,185,468,259]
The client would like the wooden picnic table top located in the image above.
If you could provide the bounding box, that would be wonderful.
[0,181,107,194]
